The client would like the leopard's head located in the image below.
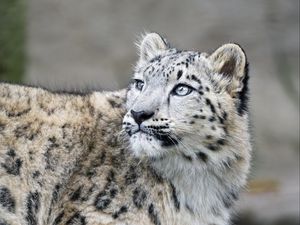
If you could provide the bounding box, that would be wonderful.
[123,33,249,163]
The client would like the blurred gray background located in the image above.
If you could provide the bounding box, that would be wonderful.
[1,0,299,224]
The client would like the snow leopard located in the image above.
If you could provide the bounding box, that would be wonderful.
[0,33,251,225]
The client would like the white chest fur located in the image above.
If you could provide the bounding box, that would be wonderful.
[152,155,231,225]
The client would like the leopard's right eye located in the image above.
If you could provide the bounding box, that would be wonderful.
[134,79,144,91]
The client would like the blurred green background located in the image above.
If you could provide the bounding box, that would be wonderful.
[0,0,25,82]
[0,0,299,224]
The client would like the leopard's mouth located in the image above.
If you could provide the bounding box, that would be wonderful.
[154,133,179,147]
[132,128,179,147]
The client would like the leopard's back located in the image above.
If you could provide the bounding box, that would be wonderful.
[0,83,128,225]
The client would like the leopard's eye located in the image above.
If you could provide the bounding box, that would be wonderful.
[134,79,144,91]
[172,84,193,96]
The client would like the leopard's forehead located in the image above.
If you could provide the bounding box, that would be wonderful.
[135,49,210,83]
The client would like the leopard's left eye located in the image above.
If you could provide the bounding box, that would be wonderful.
[172,84,193,96]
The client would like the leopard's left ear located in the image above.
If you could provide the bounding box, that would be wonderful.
[209,43,247,96]
[137,33,169,65]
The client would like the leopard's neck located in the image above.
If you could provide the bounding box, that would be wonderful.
[151,153,237,225]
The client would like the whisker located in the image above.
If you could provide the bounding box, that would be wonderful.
[168,134,196,157]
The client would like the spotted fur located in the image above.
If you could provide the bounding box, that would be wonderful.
[0,33,251,225]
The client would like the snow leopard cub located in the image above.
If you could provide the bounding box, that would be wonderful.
[0,33,251,225]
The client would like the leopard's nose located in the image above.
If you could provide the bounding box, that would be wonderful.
[131,110,154,125]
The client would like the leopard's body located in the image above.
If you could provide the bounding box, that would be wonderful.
[0,33,252,225]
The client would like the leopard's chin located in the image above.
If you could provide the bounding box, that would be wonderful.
[129,132,168,158]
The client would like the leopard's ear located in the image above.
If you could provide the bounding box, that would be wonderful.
[137,33,169,64]
[209,43,247,96]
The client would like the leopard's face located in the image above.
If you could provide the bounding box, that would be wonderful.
[123,52,225,158]
[123,33,248,160]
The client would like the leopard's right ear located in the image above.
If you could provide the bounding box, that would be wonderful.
[208,43,247,96]
[137,33,169,65]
